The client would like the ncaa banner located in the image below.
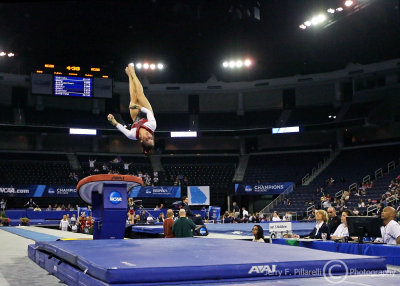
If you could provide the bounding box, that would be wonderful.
[128,186,181,198]
[188,186,210,205]
[234,182,293,195]
[0,185,78,197]
[208,206,221,220]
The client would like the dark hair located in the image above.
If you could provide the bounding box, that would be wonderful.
[253,224,264,240]
[142,142,154,157]
[342,209,354,216]
[182,196,188,201]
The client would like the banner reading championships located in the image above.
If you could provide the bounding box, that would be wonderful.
[128,186,181,198]
[234,182,293,195]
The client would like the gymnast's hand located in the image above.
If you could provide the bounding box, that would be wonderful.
[129,103,142,110]
[107,114,118,126]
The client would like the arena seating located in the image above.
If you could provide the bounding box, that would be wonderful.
[271,145,400,217]
[243,151,330,184]
[0,153,73,185]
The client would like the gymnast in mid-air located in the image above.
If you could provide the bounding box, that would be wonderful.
[107,64,156,156]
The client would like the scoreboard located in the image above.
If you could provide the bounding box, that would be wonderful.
[54,76,93,97]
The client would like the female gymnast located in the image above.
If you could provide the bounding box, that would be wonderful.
[107,64,156,156]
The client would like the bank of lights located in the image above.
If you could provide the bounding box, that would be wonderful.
[130,62,164,71]
[222,58,252,69]
[299,1,355,30]
[0,51,14,57]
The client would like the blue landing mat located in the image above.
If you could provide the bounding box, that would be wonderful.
[29,238,387,285]
[1,226,60,241]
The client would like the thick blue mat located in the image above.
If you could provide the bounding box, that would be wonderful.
[1,226,60,241]
[30,238,387,285]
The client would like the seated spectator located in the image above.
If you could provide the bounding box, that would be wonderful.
[242,207,249,218]
[134,214,141,223]
[172,209,196,238]
[327,207,341,234]
[33,206,41,211]
[46,204,52,211]
[342,190,350,201]
[271,211,281,221]
[140,211,147,223]
[163,209,174,238]
[284,212,293,221]
[358,199,365,208]
[331,210,353,240]
[352,207,359,216]
[252,225,265,243]
[154,204,161,210]
[294,210,330,240]
[378,207,400,245]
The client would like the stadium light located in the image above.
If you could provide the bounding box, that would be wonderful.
[272,126,300,134]
[311,14,327,25]
[344,1,353,7]
[244,59,252,67]
[0,52,6,57]
[304,21,312,27]
[157,63,164,70]
[170,131,197,138]
[336,7,343,12]
[327,8,335,14]
[69,128,97,135]
[299,24,307,29]
[150,64,156,70]
[236,60,243,68]
[136,63,142,69]
[143,63,149,70]
[222,61,229,68]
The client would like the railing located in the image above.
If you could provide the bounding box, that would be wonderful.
[306,205,315,216]
[259,185,294,214]
[302,174,310,185]
[388,160,395,173]
[375,168,383,179]
[349,182,358,193]
[362,175,370,184]
[335,189,344,198]
[367,205,377,216]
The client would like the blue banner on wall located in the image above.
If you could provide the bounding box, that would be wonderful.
[0,185,78,197]
[128,186,181,198]
[234,182,293,195]
[208,206,221,220]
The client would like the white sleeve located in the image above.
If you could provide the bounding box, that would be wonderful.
[389,222,400,241]
[116,123,137,140]
[140,107,157,130]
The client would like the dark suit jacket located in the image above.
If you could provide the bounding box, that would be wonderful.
[305,223,331,240]
[328,216,341,234]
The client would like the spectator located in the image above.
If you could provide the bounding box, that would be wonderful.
[242,207,249,218]
[0,198,6,211]
[295,210,330,240]
[327,207,341,234]
[158,212,165,222]
[172,209,196,238]
[352,207,359,216]
[89,158,96,173]
[163,209,174,238]
[70,214,77,225]
[379,207,400,245]
[59,215,70,231]
[46,204,52,211]
[331,210,353,240]
[358,199,365,208]
[33,206,41,211]
[24,198,37,209]
[272,211,281,221]
[232,202,240,218]
[284,211,293,221]
[154,204,161,210]
[140,210,147,223]
[252,225,265,243]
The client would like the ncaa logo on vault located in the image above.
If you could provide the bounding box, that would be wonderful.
[109,191,122,204]
[244,185,252,192]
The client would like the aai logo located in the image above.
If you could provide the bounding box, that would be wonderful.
[244,185,252,192]
[109,191,122,204]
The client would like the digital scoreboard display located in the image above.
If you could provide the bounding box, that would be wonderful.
[53,76,93,97]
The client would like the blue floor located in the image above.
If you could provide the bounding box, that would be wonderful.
[0,226,60,241]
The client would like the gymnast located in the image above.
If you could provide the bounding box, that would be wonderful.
[107,64,156,156]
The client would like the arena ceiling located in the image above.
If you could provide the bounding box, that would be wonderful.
[0,0,399,83]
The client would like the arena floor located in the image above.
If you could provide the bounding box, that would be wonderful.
[1,226,400,286]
